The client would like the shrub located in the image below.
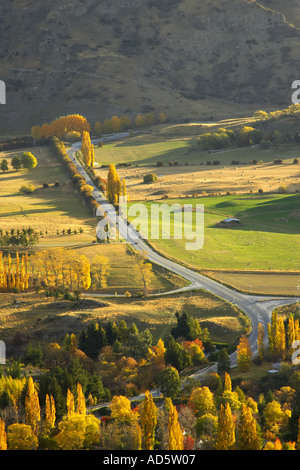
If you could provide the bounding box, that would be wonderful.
[293,158,299,164]
[143,173,158,184]
[278,185,287,193]
[273,159,283,164]
[19,184,35,194]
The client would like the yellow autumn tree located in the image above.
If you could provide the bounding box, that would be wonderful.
[0,417,7,450]
[135,253,154,295]
[25,377,41,434]
[215,403,235,450]
[55,414,100,450]
[139,390,157,450]
[237,404,261,450]
[81,131,92,166]
[107,163,122,204]
[44,394,56,432]
[67,389,75,418]
[76,383,86,415]
[90,144,95,168]
[91,254,110,288]
[7,423,38,450]
[237,335,252,370]
[110,395,133,422]
[257,323,265,361]
[167,398,184,450]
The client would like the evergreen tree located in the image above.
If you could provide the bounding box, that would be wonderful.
[217,348,231,374]
[165,336,191,372]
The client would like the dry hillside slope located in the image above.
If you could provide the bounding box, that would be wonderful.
[0,0,299,132]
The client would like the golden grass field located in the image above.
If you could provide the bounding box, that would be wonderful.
[0,146,96,243]
[0,289,246,348]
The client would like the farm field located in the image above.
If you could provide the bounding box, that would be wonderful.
[0,146,96,244]
[94,134,300,201]
[127,193,300,275]
[74,243,189,295]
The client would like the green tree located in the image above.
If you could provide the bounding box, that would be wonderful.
[217,348,231,374]
[21,151,37,169]
[11,155,22,171]
[0,159,8,172]
[22,152,37,169]
[158,366,181,400]
[165,336,191,372]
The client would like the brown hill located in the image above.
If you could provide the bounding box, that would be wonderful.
[0,0,299,133]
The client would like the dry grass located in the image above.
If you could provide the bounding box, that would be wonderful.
[0,146,96,244]
[0,289,245,350]
[203,271,300,297]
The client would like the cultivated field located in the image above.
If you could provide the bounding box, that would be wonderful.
[94,122,300,201]
[126,193,300,271]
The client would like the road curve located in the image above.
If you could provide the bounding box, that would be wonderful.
[67,136,300,368]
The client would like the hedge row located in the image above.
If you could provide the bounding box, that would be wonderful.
[49,137,99,215]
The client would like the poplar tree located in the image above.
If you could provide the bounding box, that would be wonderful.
[90,144,95,168]
[236,335,252,370]
[287,315,296,358]
[224,372,232,393]
[237,404,261,450]
[76,383,86,415]
[215,403,235,450]
[277,317,286,360]
[81,131,92,166]
[45,394,56,431]
[25,377,41,434]
[107,163,122,204]
[257,323,264,361]
[139,390,157,450]
[67,389,75,418]
[167,399,184,450]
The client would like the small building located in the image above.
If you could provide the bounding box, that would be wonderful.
[215,217,241,228]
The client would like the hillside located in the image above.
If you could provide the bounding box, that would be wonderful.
[0,0,299,133]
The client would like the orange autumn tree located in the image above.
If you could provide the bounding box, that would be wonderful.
[32,114,90,140]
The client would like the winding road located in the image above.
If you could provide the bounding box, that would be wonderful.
[67,135,300,376]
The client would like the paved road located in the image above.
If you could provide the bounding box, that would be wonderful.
[67,137,300,371]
